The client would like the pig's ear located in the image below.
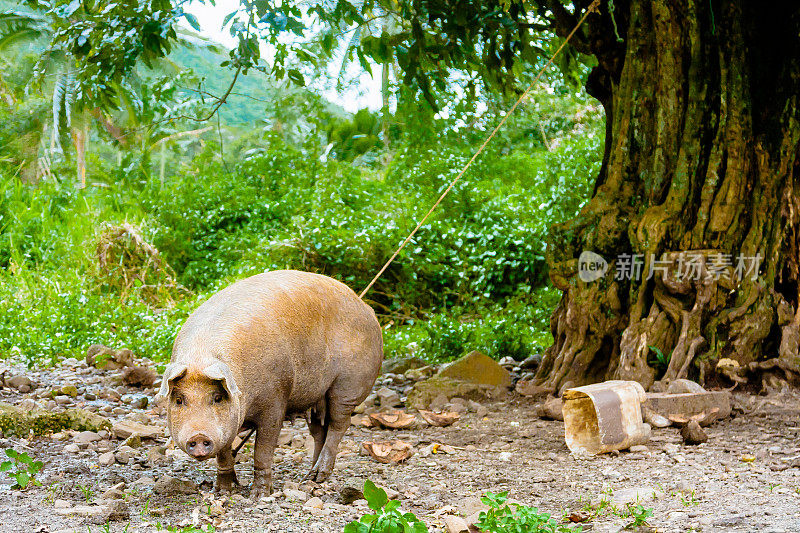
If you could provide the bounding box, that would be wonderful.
[202,361,242,400]
[154,362,188,405]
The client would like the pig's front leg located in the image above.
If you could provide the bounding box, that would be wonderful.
[251,411,283,499]
[215,445,238,494]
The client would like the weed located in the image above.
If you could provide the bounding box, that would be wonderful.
[476,491,581,532]
[344,480,428,532]
[0,448,42,489]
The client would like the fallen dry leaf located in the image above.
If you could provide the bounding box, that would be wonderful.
[418,409,460,427]
[362,440,413,464]
[368,411,417,429]
[668,407,720,427]
[568,510,591,523]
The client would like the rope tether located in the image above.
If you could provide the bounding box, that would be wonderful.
[358,0,601,300]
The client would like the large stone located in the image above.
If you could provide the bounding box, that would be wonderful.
[539,396,564,421]
[153,475,197,495]
[406,377,505,410]
[6,375,35,392]
[55,500,129,524]
[437,351,512,388]
[0,402,110,437]
[376,387,402,408]
[73,431,102,446]
[112,420,162,440]
[681,420,708,445]
[444,516,470,533]
[645,391,731,420]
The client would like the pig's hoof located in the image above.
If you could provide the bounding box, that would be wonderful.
[215,470,239,494]
[251,471,273,500]
[304,467,332,483]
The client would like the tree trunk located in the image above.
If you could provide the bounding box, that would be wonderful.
[536,0,800,392]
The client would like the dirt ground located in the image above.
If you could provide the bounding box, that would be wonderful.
[1,358,800,532]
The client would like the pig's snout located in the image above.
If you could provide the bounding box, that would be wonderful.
[186,434,215,460]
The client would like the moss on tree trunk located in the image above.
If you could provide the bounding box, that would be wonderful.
[537,0,800,391]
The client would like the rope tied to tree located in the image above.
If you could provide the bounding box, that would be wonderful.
[358,0,602,300]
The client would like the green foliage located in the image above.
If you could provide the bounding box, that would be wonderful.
[476,492,580,533]
[624,504,653,529]
[0,448,43,489]
[343,480,428,533]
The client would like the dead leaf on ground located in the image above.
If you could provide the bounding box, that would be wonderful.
[668,407,719,427]
[368,411,417,429]
[418,409,460,427]
[362,440,413,464]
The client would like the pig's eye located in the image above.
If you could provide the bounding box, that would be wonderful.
[213,393,224,404]
[175,397,183,406]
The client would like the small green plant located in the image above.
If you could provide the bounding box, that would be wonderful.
[647,346,671,375]
[679,490,698,507]
[476,492,580,532]
[0,448,43,489]
[623,504,653,528]
[344,480,428,532]
[79,483,95,502]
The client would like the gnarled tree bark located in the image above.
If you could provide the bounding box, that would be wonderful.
[536,0,800,391]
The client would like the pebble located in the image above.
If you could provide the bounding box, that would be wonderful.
[63,444,80,454]
[98,452,116,466]
[303,497,325,510]
[73,431,102,446]
[285,489,309,502]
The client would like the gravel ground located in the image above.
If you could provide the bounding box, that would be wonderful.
[0,357,799,532]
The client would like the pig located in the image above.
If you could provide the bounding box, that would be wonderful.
[154,270,383,497]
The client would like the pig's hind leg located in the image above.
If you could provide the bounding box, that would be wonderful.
[306,400,328,468]
[305,379,363,482]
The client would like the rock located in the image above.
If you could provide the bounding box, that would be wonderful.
[64,443,80,453]
[6,375,35,392]
[100,488,126,500]
[428,393,450,412]
[55,500,129,524]
[404,366,435,381]
[437,351,512,388]
[681,420,708,445]
[55,395,72,405]
[131,396,149,410]
[130,476,156,490]
[460,496,488,517]
[123,435,142,448]
[86,344,134,370]
[0,402,110,437]
[122,366,157,388]
[539,396,564,421]
[667,379,706,394]
[514,379,552,398]
[520,354,542,370]
[607,486,661,506]
[54,499,71,509]
[382,356,428,375]
[74,431,102,446]
[84,392,97,401]
[629,445,649,453]
[61,385,79,398]
[111,420,161,440]
[646,390,731,421]
[114,450,132,464]
[444,516,470,533]
[407,377,505,410]
[376,387,402,409]
[146,448,168,466]
[98,452,116,466]
[153,475,197,495]
[643,407,672,428]
[285,489,309,502]
[304,496,325,509]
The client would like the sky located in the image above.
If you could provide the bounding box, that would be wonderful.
[183,0,384,112]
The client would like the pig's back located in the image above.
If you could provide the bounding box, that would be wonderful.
[172,270,382,408]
